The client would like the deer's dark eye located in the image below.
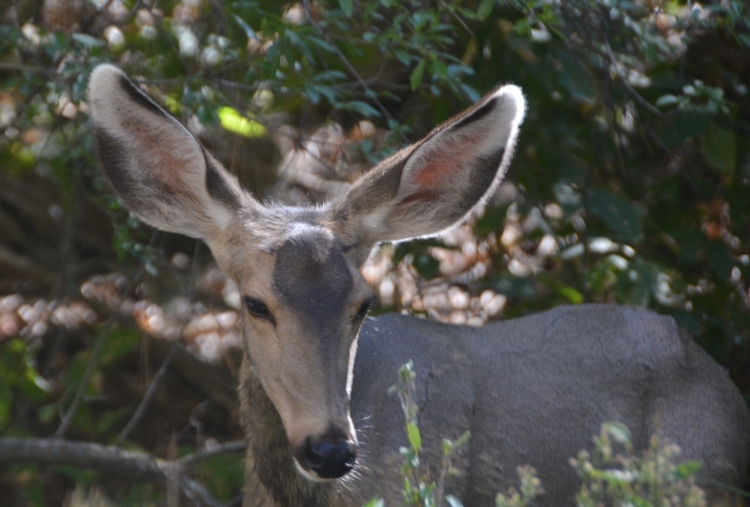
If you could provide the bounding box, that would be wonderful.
[244,296,275,324]
[354,299,372,322]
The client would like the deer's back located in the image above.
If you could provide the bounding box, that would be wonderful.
[350,304,750,505]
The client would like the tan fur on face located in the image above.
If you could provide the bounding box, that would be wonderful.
[213,214,364,449]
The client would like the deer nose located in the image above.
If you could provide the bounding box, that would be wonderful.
[304,437,357,479]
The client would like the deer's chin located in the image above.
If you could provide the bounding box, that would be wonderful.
[293,458,338,483]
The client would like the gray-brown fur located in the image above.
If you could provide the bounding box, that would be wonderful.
[87,64,750,506]
[238,305,750,506]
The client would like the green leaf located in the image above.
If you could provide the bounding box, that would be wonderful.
[395,50,412,66]
[362,498,385,507]
[100,328,140,365]
[474,205,507,236]
[658,112,710,148]
[655,94,679,107]
[71,33,104,48]
[490,274,538,300]
[705,240,733,279]
[675,460,702,478]
[602,421,631,445]
[307,35,335,52]
[558,52,596,105]
[407,422,422,452]
[556,284,584,304]
[335,101,381,118]
[410,59,426,90]
[459,83,481,102]
[431,58,448,79]
[702,123,737,174]
[232,13,258,41]
[313,70,347,82]
[477,0,494,20]
[412,251,440,279]
[339,0,353,17]
[0,384,11,426]
[587,187,645,242]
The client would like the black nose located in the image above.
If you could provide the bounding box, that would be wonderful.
[304,437,357,479]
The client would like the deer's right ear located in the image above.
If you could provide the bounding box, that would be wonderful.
[87,64,246,240]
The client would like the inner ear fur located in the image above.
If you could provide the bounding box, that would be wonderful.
[332,85,525,248]
[87,64,247,239]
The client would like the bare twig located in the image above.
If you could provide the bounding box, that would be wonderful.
[54,321,110,438]
[0,62,51,74]
[179,440,246,470]
[603,44,665,118]
[439,0,473,36]
[0,244,57,287]
[115,343,179,446]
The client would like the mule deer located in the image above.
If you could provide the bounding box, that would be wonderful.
[88,64,750,506]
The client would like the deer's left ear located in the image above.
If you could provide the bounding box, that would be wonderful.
[331,85,525,250]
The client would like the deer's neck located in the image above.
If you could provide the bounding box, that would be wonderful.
[240,358,332,507]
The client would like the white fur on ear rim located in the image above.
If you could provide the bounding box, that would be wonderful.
[461,83,525,213]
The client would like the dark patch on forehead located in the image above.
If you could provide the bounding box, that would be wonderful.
[272,226,353,329]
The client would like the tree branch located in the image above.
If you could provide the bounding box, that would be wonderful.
[0,437,164,480]
[0,437,232,507]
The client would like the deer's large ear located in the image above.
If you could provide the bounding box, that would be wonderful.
[87,64,247,239]
[332,85,524,250]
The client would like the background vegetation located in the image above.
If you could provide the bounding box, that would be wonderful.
[0,0,748,505]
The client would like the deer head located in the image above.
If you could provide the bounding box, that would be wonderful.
[87,64,525,481]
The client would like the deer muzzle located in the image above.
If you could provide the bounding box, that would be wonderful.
[293,426,357,480]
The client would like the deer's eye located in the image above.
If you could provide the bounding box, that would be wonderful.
[354,299,372,323]
[244,296,275,324]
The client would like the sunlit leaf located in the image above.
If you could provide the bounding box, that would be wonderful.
[217,107,268,137]
[556,285,583,304]
[675,460,702,478]
[407,422,422,452]
[362,498,385,507]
